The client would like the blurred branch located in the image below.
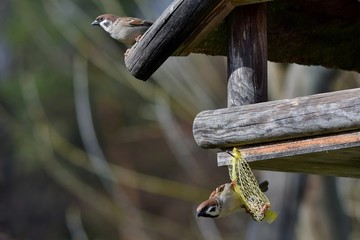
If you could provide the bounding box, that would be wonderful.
[73,54,150,240]
[322,177,351,240]
[0,98,209,203]
[73,55,116,192]
[154,57,220,115]
[66,206,89,240]
[154,92,205,183]
[19,73,125,223]
[48,126,209,202]
[14,72,196,239]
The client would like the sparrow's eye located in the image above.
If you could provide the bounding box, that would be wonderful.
[97,17,103,21]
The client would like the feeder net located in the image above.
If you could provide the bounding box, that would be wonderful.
[228,148,278,223]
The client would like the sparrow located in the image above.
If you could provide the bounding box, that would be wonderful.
[91,14,153,56]
[196,180,269,218]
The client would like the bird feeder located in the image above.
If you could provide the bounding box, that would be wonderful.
[125,0,360,178]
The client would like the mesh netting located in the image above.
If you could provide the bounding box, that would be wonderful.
[228,148,277,223]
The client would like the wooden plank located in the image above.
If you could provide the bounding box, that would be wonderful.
[123,0,360,75]
[125,0,270,80]
[125,0,233,80]
[178,0,360,73]
[176,0,271,56]
[227,4,267,106]
[193,88,360,149]
[249,147,360,178]
[217,131,360,178]
[173,1,234,56]
[218,130,360,164]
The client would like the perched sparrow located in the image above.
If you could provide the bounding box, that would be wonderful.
[196,180,269,218]
[91,14,153,49]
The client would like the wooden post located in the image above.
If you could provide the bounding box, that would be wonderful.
[227,4,267,107]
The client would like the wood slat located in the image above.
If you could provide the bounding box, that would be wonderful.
[217,131,360,177]
[125,0,232,80]
[193,88,360,149]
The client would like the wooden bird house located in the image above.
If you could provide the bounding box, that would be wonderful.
[125,0,360,178]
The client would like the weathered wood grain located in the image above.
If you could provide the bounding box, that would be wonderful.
[124,0,360,79]
[193,88,360,148]
[227,4,267,106]
[218,130,360,164]
[125,0,234,80]
[217,130,360,178]
[125,0,270,80]
[184,0,360,73]
[173,1,234,56]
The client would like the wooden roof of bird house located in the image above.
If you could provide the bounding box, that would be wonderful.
[125,0,360,81]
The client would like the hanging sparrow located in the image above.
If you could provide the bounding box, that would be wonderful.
[91,14,153,56]
[196,180,269,218]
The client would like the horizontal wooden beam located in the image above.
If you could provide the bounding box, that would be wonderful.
[218,130,360,165]
[125,0,270,80]
[217,130,360,178]
[193,88,360,149]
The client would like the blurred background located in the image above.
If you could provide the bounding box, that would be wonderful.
[1,0,360,239]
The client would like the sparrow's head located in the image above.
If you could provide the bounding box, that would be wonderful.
[91,14,119,32]
[196,198,221,218]
[196,180,269,219]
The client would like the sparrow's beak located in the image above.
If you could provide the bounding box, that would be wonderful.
[91,20,100,26]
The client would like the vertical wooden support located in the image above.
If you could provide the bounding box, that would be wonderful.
[227,4,267,107]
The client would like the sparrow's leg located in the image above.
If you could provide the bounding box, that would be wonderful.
[124,48,132,58]
[260,203,270,214]
[125,35,143,58]
[135,34,143,42]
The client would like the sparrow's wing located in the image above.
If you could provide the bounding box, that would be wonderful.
[209,183,226,198]
[124,17,153,27]
[259,180,269,192]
